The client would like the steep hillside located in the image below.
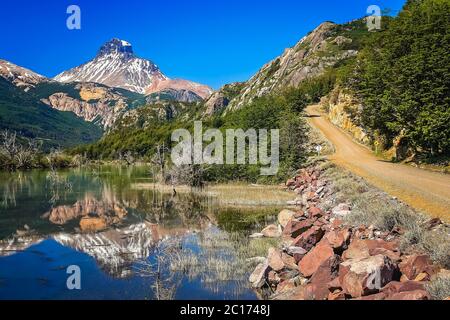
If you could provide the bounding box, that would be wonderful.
[0,77,102,149]
[0,59,146,130]
[227,20,368,110]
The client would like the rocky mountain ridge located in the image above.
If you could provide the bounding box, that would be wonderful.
[226,21,361,111]
[54,38,213,99]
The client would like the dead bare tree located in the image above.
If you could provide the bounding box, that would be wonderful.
[0,130,41,169]
[151,143,169,183]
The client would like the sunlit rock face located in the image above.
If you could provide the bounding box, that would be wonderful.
[41,197,128,231]
[53,223,157,278]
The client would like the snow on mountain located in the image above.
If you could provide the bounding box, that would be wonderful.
[54,38,213,99]
[0,59,47,91]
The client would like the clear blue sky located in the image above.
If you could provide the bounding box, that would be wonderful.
[0,0,406,89]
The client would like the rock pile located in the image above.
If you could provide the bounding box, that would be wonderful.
[249,167,446,300]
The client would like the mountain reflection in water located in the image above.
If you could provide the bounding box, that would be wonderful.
[0,166,281,300]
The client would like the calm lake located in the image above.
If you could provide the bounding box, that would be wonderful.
[0,166,288,300]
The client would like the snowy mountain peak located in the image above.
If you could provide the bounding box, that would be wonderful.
[54,39,213,98]
[97,38,134,58]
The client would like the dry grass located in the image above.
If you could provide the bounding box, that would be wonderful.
[133,182,293,207]
[426,274,450,300]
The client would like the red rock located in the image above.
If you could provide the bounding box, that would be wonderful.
[313,220,326,227]
[306,192,316,201]
[283,219,314,238]
[294,210,305,218]
[268,248,285,272]
[308,255,341,300]
[399,254,436,281]
[281,253,298,270]
[325,228,351,251]
[298,240,334,277]
[355,292,386,300]
[369,247,401,261]
[308,207,324,218]
[386,290,429,300]
[381,281,426,296]
[292,226,325,251]
[340,255,397,298]
[287,246,307,263]
[286,179,296,188]
[328,290,346,300]
[261,224,281,238]
[327,277,342,292]
[342,239,399,260]
[331,218,344,229]
[278,209,296,228]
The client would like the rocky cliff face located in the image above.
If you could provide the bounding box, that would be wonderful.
[203,82,245,116]
[227,22,358,110]
[146,88,203,104]
[320,87,370,146]
[40,83,133,129]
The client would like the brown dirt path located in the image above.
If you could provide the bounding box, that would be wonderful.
[306,104,450,221]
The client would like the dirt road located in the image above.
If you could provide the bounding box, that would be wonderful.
[306,104,450,221]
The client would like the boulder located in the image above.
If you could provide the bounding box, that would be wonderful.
[340,255,397,298]
[327,277,342,292]
[278,209,296,228]
[292,226,325,251]
[249,260,270,288]
[355,292,386,300]
[286,246,308,263]
[328,290,345,301]
[369,247,401,263]
[328,290,346,300]
[381,281,426,296]
[261,224,281,238]
[268,248,285,271]
[386,290,429,300]
[308,255,342,300]
[324,228,351,251]
[286,179,296,188]
[283,219,314,238]
[298,240,334,277]
[308,207,324,218]
[342,239,399,260]
[399,254,436,281]
[281,253,298,270]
